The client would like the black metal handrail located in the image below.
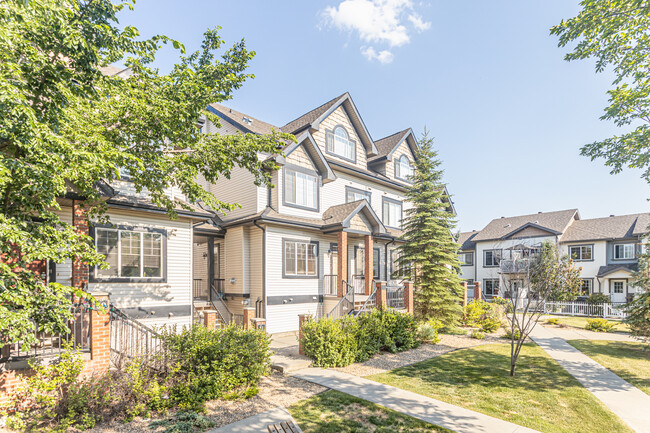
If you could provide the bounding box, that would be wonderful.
[109,305,165,369]
[327,280,355,319]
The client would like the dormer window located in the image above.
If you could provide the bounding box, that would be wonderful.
[326,126,356,162]
[395,155,414,181]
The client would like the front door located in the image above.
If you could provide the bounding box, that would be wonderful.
[610,280,626,303]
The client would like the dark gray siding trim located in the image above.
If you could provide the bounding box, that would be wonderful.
[267,296,321,306]
[117,305,191,319]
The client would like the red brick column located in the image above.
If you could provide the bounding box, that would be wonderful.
[337,231,348,298]
[72,200,89,291]
[298,313,312,356]
[364,235,373,295]
[461,282,468,307]
[203,310,218,329]
[375,281,387,309]
[404,281,414,314]
[243,307,255,330]
[89,292,110,373]
[474,281,482,301]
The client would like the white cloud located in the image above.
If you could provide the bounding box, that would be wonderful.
[323,0,431,62]
[361,46,395,64]
[408,13,431,32]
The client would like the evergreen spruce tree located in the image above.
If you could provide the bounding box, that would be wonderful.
[626,234,650,345]
[397,129,463,323]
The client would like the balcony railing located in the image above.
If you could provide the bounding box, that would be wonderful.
[499,259,530,274]
[323,274,338,296]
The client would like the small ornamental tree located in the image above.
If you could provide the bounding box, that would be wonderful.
[397,128,463,324]
[501,241,582,376]
[626,235,650,346]
[0,0,290,347]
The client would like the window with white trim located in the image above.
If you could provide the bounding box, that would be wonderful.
[569,245,592,261]
[614,243,635,260]
[382,198,402,228]
[284,168,317,210]
[395,155,414,180]
[345,187,371,204]
[284,240,318,277]
[95,228,163,279]
[326,126,356,161]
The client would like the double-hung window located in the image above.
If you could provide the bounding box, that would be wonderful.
[382,198,402,228]
[614,244,635,260]
[284,168,318,210]
[395,155,414,181]
[580,279,592,296]
[569,245,593,261]
[95,228,164,280]
[484,249,501,267]
[284,240,318,278]
[326,126,356,162]
[345,186,371,204]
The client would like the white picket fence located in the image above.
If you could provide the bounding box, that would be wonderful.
[543,301,628,319]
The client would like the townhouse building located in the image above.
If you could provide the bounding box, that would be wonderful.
[458,209,649,303]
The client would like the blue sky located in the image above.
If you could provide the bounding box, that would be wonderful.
[119,0,648,232]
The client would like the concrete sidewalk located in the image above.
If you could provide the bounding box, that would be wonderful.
[293,367,539,433]
[207,407,297,433]
[270,331,312,373]
[530,325,650,433]
[539,323,635,342]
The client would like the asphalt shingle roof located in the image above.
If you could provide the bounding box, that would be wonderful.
[472,209,579,242]
[322,200,366,225]
[370,129,410,162]
[208,102,280,136]
[458,231,479,250]
[561,213,650,242]
[597,264,638,277]
[280,93,346,134]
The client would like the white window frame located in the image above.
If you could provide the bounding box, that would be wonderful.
[283,166,319,211]
[283,239,318,278]
[395,154,414,181]
[93,227,165,282]
[382,197,403,229]
[345,186,371,204]
[614,243,635,260]
[569,244,593,261]
[484,279,499,297]
[484,249,502,267]
[459,252,473,266]
[326,126,356,162]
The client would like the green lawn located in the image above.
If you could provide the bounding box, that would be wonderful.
[289,390,451,433]
[367,343,632,433]
[567,340,650,395]
[541,315,630,333]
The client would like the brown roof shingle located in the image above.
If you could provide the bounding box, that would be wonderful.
[280,93,346,134]
[208,102,281,136]
[472,209,579,242]
[370,129,410,162]
[561,213,650,242]
[458,231,479,250]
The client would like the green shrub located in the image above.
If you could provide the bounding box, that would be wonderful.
[492,296,513,313]
[586,293,611,304]
[439,325,467,335]
[546,317,560,325]
[301,316,358,367]
[480,317,501,333]
[301,309,419,367]
[417,319,444,343]
[585,318,615,332]
[150,410,216,433]
[470,330,485,340]
[162,324,271,408]
[463,300,502,333]
[503,328,522,340]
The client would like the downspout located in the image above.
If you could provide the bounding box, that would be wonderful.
[253,219,267,319]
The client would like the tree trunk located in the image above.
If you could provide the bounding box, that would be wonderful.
[510,361,516,377]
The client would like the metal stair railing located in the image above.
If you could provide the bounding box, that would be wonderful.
[355,280,377,316]
[327,280,355,319]
[109,306,165,369]
[209,283,235,325]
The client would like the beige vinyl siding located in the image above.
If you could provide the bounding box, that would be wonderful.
[312,106,367,169]
[286,145,316,170]
[210,168,261,220]
[386,138,415,185]
[509,226,554,238]
[88,208,193,309]
[247,226,264,307]
[224,226,245,294]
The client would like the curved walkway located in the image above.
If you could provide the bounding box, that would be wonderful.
[530,325,650,433]
[293,367,539,433]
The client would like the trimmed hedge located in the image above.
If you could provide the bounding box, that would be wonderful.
[301,309,419,367]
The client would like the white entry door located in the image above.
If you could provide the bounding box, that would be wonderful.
[610,280,626,303]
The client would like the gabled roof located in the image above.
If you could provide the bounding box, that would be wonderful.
[369,128,418,163]
[561,213,650,243]
[207,103,281,136]
[458,231,479,250]
[503,222,563,239]
[322,200,386,234]
[277,132,336,183]
[472,209,579,242]
[597,264,638,277]
[280,92,378,156]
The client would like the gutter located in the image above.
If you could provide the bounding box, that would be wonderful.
[253,219,267,319]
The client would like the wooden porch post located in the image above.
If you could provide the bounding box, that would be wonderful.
[364,235,373,295]
[337,231,347,298]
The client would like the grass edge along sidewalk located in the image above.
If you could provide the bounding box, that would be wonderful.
[367,343,633,433]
